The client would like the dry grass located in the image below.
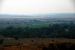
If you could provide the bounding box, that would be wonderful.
[0,38,75,50]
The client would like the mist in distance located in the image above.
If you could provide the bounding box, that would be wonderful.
[0,0,75,18]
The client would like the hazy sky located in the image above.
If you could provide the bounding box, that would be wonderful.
[0,0,75,15]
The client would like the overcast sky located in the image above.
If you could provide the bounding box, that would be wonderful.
[0,0,75,15]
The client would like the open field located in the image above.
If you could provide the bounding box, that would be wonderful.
[0,38,75,50]
[0,17,75,50]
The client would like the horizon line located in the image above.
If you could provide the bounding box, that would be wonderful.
[0,13,75,16]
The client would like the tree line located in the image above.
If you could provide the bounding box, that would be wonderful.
[0,23,75,38]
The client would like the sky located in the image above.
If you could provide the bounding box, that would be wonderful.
[0,0,75,15]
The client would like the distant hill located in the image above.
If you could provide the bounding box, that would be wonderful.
[0,13,75,18]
